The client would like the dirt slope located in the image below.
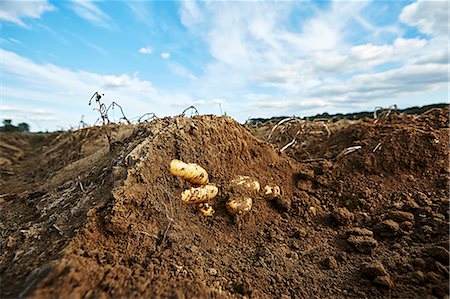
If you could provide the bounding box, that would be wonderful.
[0,110,449,298]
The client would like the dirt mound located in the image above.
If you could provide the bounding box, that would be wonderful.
[1,110,449,298]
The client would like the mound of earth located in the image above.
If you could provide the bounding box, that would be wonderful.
[1,110,449,298]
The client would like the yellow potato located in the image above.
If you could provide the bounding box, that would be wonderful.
[263,185,281,199]
[230,175,260,193]
[226,197,252,215]
[197,202,215,216]
[181,185,218,204]
[169,159,209,185]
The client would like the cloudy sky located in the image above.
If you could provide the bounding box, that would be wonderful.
[0,0,448,131]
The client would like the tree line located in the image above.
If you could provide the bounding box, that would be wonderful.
[0,120,30,133]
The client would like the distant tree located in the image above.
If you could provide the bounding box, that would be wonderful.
[17,122,30,132]
[0,119,30,133]
[1,119,15,132]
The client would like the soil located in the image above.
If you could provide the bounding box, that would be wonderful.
[0,108,449,298]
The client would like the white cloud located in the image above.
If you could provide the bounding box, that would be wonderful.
[179,0,203,27]
[310,63,448,101]
[168,62,197,80]
[0,0,54,27]
[139,46,153,54]
[70,0,112,29]
[177,0,448,118]
[161,52,170,59]
[400,0,449,36]
[1,105,58,123]
[0,49,196,130]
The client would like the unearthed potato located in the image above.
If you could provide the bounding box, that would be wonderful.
[181,185,218,204]
[263,185,281,199]
[169,159,209,185]
[197,202,215,216]
[230,175,260,193]
[226,197,252,215]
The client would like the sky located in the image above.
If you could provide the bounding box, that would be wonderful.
[0,0,448,131]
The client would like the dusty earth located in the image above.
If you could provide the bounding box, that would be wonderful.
[0,108,449,298]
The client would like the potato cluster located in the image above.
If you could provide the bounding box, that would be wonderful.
[169,160,283,217]
[169,159,218,216]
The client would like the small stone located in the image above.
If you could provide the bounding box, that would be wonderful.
[415,192,432,206]
[291,241,300,250]
[374,220,400,237]
[346,227,374,237]
[234,281,252,295]
[429,246,449,264]
[373,275,393,288]
[400,221,414,231]
[322,256,338,270]
[6,236,17,248]
[309,206,317,216]
[347,235,378,254]
[402,194,420,210]
[297,180,313,191]
[388,211,414,223]
[419,225,433,238]
[412,270,425,284]
[391,243,402,250]
[361,261,388,279]
[274,196,291,212]
[209,268,218,276]
[298,228,307,238]
[296,169,314,180]
[290,251,299,260]
[354,211,371,224]
[412,258,426,269]
[332,207,354,226]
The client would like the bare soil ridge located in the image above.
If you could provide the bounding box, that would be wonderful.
[0,109,448,298]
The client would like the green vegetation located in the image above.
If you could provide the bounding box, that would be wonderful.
[0,119,30,133]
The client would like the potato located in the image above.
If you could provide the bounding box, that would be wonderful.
[263,185,281,199]
[181,185,218,204]
[197,202,214,216]
[169,159,209,185]
[226,197,252,215]
[230,175,260,193]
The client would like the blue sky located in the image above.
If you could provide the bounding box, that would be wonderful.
[0,0,448,131]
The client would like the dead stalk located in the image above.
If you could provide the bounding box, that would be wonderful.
[335,146,362,159]
[267,117,302,140]
[372,142,382,153]
[181,106,199,117]
[137,112,157,123]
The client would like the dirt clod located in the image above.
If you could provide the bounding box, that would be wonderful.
[273,196,291,212]
[347,235,378,254]
[373,275,394,288]
[429,246,450,264]
[332,207,354,226]
[346,227,374,237]
[322,256,338,270]
[388,211,414,223]
[374,219,400,237]
[361,261,389,279]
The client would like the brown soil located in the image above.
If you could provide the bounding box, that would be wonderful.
[1,109,449,298]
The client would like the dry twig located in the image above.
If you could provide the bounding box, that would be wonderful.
[181,106,199,117]
[372,142,382,153]
[267,117,303,140]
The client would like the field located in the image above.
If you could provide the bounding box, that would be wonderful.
[0,108,449,298]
